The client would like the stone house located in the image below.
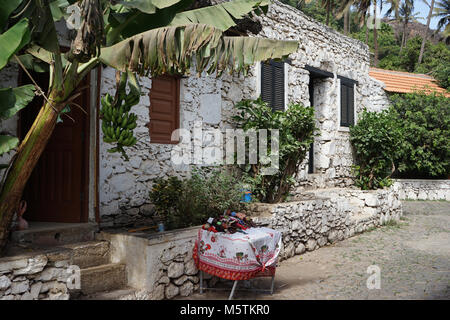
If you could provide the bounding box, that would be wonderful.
[0,1,392,229]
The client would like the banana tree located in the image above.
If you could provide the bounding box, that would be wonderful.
[0,0,299,253]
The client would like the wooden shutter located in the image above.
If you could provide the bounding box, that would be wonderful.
[148,75,180,144]
[340,83,348,126]
[340,82,354,127]
[348,84,354,126]
[261,60,285,111]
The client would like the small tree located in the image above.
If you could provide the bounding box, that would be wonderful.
[233,98,316,203]
[350,108,403,189]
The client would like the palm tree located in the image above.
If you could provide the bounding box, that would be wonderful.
[299,0,336,25]
[387,0,421,52]
[339,0,399,65]
[418,0,436,65]
[433,0,450,39]
[0,0,299,252]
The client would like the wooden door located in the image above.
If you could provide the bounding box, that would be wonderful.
[20,72,89,223]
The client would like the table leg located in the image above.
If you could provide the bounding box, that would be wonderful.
[228,280,238,300]
[270,275,275,295]
[200,270,203,294]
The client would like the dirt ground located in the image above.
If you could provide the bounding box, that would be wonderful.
[183,200,450,300]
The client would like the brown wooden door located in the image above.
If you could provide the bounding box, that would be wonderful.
[20,72,89,223]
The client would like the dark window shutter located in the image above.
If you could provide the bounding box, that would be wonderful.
[348,84,354,126]
[340,83,348,126]
[272,61,285,111]
[148,75,180,144]
[340,82,355,127]
[261,60,285,111]
[261,62,273,106]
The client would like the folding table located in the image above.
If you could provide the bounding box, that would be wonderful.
[193,226,282,300]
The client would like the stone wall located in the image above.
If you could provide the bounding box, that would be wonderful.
[0,252,73,300]
[98,227,202,300]
[102,186,401,299]
[249,187,403,260]
[97,1,392,226]
[393,179,450,201]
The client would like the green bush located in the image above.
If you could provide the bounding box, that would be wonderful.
[350,108,404,190]
[149,168,247,230]
[233,98,316,203]
[390,91,450,178]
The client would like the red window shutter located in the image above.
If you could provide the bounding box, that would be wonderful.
[148,75,180,144]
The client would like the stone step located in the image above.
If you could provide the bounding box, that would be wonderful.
[76,287,139,300]
[11,222,97,247]
[56,241,110,269]
[79,263,127,295]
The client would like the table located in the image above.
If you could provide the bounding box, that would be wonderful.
[193,226,282,299]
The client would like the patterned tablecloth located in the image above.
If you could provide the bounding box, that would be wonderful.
[193,227,282,281]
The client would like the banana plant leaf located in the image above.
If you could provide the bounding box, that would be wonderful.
[99,24,298,77]
[119,0,185,14]
[0,0,23,31]
[107,0,268,45]
[0,18,30,70]
[170,0,269,31]
[0,135,19,155]
[0,85,35,120]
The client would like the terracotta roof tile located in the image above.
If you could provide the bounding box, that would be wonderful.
[369,67,450,97]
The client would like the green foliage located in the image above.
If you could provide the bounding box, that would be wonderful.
[353,23,399,61]
[350,108,404,190]
[233,98,316,203]
[390,91,450,178]
[377,36,450,89]
[149,169,248,230]
[432,63,450,89]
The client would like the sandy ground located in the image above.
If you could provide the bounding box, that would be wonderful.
[181,200,450,300]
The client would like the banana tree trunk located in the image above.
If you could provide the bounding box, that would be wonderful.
[0,87,67,253]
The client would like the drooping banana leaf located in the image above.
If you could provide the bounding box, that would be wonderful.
[106,0,268,46]
[99,24,298,77]
[0,85,36,120]
[170,0,269,31]
[0,18,30,70]
[0,135,19,155]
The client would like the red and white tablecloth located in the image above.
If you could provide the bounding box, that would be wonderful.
[193,227,282,281]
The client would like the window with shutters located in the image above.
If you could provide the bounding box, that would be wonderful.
[260,60,285,111]
[148,75,180,144]
[340,81,355,127]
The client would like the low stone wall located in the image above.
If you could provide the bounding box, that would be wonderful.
[0,252,74,300]
[98,227,201,300]
[248,187,402,260]
[393,179,450,201]
[102,186,402,299]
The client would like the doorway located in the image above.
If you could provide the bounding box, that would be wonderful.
[19,71,90,223]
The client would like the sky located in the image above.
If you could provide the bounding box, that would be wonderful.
[381,0,441,31]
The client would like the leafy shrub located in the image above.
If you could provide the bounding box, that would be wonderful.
[390,91,450,178]
[149,168,247,230]
[350,108,403,189]
[233,98,316,203]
